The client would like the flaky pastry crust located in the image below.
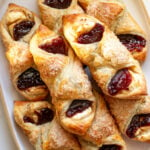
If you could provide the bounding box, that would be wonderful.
[38,0,83,33]
[78,0,124,28]
[0,3,48,101]
[30,25,96,135]
[63,14,147,99]
[105,96,150,142]
[78,0,147,62]
[78,91,126,150]
[14,101,80,150]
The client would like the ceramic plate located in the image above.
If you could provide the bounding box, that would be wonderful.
[0,0,150,149]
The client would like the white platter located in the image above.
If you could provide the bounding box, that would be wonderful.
[0,0,150,150]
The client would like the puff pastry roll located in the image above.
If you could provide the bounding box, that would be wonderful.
[78,0,147,62]
[78,0,124,29]
[105,96,150,142]
[63,14,147,99]
[78,91,126,150]
[38,0,83,33]
[0,3,48,101]
[30,25,96,135]
[14,101,80,150]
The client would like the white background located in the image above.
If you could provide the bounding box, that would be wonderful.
[0,100,17,150]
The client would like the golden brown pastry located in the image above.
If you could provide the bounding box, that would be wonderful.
[63,13,147,99]
[78,0,124,29]
[78,0,147,62]
[0,3,48,101]
[105,96,150,142]
[38,0,83,33]
[30,25,96,135]
[78,91,126,150]
[14,101,80,150]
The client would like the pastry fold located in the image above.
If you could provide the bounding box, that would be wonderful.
[78,91,126,150]
[0,3,48,101]
[38,0,83,33]
[30,25,96,135]
[78,0,147,62]
[78,0,124,29]
[105,96,150,142]
[63,13,147,99]
[14,101,80,150]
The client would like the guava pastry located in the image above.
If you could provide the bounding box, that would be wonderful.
[30,25,96,135]
[0,3,48,101]
[78,0,147,62]
[105,96,150,142]
[14,101,80,150]
[79,91,126,150]
[38,0,83,33]
[63,13,147,99]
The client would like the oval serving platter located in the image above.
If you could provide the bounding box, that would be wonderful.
[0,0,150,150]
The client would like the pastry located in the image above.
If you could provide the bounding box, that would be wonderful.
[79,91,126,150]
[115,0,147,62]
[78,0,147,62]
[38,0,83,33]
[78,0,124,29]
[14,101,80,150]
[0,3,48,101]
[30,25,96,135]
[105,96,150,142]
[63,13,147,99]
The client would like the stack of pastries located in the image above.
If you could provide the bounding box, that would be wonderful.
[0,0,149,149]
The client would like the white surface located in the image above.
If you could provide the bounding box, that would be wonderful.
[143,0,150,17]
[0,0,150,150]
[0,100,17,150]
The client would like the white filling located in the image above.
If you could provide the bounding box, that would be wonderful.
[136,126,150,141]
[72,107,92,120]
